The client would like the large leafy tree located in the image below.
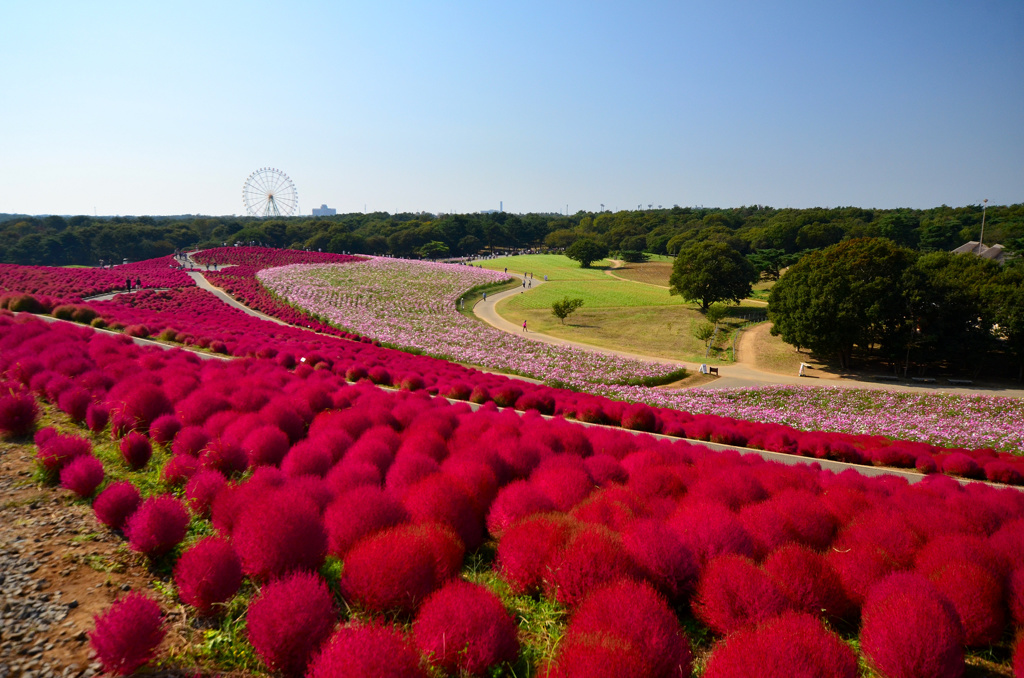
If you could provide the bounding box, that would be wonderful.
[768,238,915,369]
[565,238,609,268]
[669,241,757,312]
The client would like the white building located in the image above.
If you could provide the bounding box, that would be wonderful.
[312,204,336,217]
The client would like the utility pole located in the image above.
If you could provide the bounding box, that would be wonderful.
[979,198,988,248]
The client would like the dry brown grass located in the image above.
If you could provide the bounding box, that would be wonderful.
[607,261,673,287]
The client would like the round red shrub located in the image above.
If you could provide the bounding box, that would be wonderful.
[985,460,1024,485]
[693,554,791,635]
[119,431,152,470]
[36,433,91,474]
[281,440,333,478]
[544,525,636,608]
[161,453,200,486]
[175,390,231,427]
[544,634,650,677]
[200,439,249,477]
[763,544,852,620]
[94,481,141,530]
[584,454,627,485]
[560,579,692,678]
[702,612,858,678]
[620,403,657,432]
[0,393,38,437]
[323,486,409,558]
[119,384,173,431]
[826,543,900,606]
[666,501,756,566]
[926,559,1005,647]
[171,425,209,457]
[149,414,181,445]
[124,495,190,558]
[403,473,483,550]
[59,454,104,498]
[85,402,109,433]
[487,480,557,535]
[247,571,335,676]
[1009,568,1024,630]
[623,519,699,603]
[496,513,576,595]
[173,537,242,614]
[340,527,439,615]
[307,624,427,678]
[413,580,520,676]
[57,386,91,422]
[233,488,327,580]
[185,469,228,517]
[860,572,965,678]
[89,592,166,676]
[242,425,290,467]
[532,463,594,512]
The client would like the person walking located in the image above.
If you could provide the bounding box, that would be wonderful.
[135,276,142,290]
[125,277,132,292]
[522,320,527,332]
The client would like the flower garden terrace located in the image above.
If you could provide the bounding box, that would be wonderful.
[2,246,1023,483]
[2,313,1024,676]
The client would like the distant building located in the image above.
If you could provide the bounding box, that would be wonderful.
[312,204,336,217]
[951,241,1007,265]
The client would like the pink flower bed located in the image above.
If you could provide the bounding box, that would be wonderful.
[2,313,1024,676]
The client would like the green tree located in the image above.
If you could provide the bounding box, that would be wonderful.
[693,321,716,358]
[551,297,584,324]
[419,240,450,259]
[565,238,609,268]
[768,238,915,369]
[669,241,757,312]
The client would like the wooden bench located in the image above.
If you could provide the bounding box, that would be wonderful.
[911,377,936,384]
[875,375,899,381]
[947,378,973,385]
[708,367,719,376]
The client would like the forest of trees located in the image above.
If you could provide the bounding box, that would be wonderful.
[1,204,1022,268]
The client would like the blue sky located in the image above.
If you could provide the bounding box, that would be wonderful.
[2,0,1021,216]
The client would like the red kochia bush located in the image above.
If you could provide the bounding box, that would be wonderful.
[702,612,858,678]
[233,488,327,581]
[307,624,427,678]
[487,480,557,535]
[622,519,699,603]
[323,486,409,558]
[0,392,38,437]
[403,473,483,550]
[242,425,291,467]
[860,573,965,678]
[88,592,166,675]
[57,386,91,422]
[620,403,657,432]
[173,537,243,615]
[413,580,520,676]
[59,454,104,498]
[496,513,576,595]
[124,495,190,558]
[693,554,790,636]
[554,579,692,678]
[926,559,1005,647]
[85,402,110,433]
[544,525,636,608]
[200,439,249,477]
[149,414,181,445]
[93,481,141,530]
[36,433,91,473]
[119,431,153,470]
[161,453,200,486]
[171,426,210,457]
[247,571,335,676]
[763,544,852,621]
[340,526,439,615]
[185,469,228,517]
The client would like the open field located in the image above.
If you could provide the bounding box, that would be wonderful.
[478,254,614,281]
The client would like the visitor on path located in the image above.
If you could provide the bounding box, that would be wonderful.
[544,275,548,281]
[135,277,142,290]
[523,320,527,332]
[528,280,531,288]
[504,267,507,274]
[125,277,132,292]
[522,280,526,288]
[483,292,487,301]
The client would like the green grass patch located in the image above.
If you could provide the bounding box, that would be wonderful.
[504,280,684,310]
[479,254,614,281]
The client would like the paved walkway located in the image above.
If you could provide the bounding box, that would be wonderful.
[471,266,1024,398]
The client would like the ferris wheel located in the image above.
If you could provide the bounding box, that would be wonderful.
[242,167,299,217]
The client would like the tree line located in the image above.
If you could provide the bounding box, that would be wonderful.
[767,238,1024,379]
[2,203,1022,268]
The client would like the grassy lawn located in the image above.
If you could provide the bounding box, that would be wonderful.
[478,254,614,281]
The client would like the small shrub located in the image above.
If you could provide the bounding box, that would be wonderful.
[0,392,39,437]
[161,454,200,486]
[403,474,483,550]
[200,439,249,477]
[926,559,1006,647]
[247,571,335,676]
[242,425,291,466]
[59,455,104,498]
[860,572,965,678]
[307,624,427,678]
[544,525,635,608]
[149,414,181,445]
[57,387,91,422]
[233,488,327,580]
[171,426,210,457]
[93,481,141,530]
[693,554,790,635]
[173,537,242,615]
[281,440,333,478]
[36,433,92,474]
[620,403,657,432]
[496,513,576,595]
[622,519,699,603]
[702,612,858,678]
[88,592,166,675]
[85,402,110,433]
[185,469,228,518]
[762,544,852,621]
[413,580,520,676]
[486,480,556,535]
[119,431,153,470]
[340,527,439,615]
[323,486,408,558]
[124,495,190,559]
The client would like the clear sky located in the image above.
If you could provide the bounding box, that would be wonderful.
[2,1,1022,216]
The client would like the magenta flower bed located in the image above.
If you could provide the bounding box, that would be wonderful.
[0,256,192,299]
[2,313,1024,676]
